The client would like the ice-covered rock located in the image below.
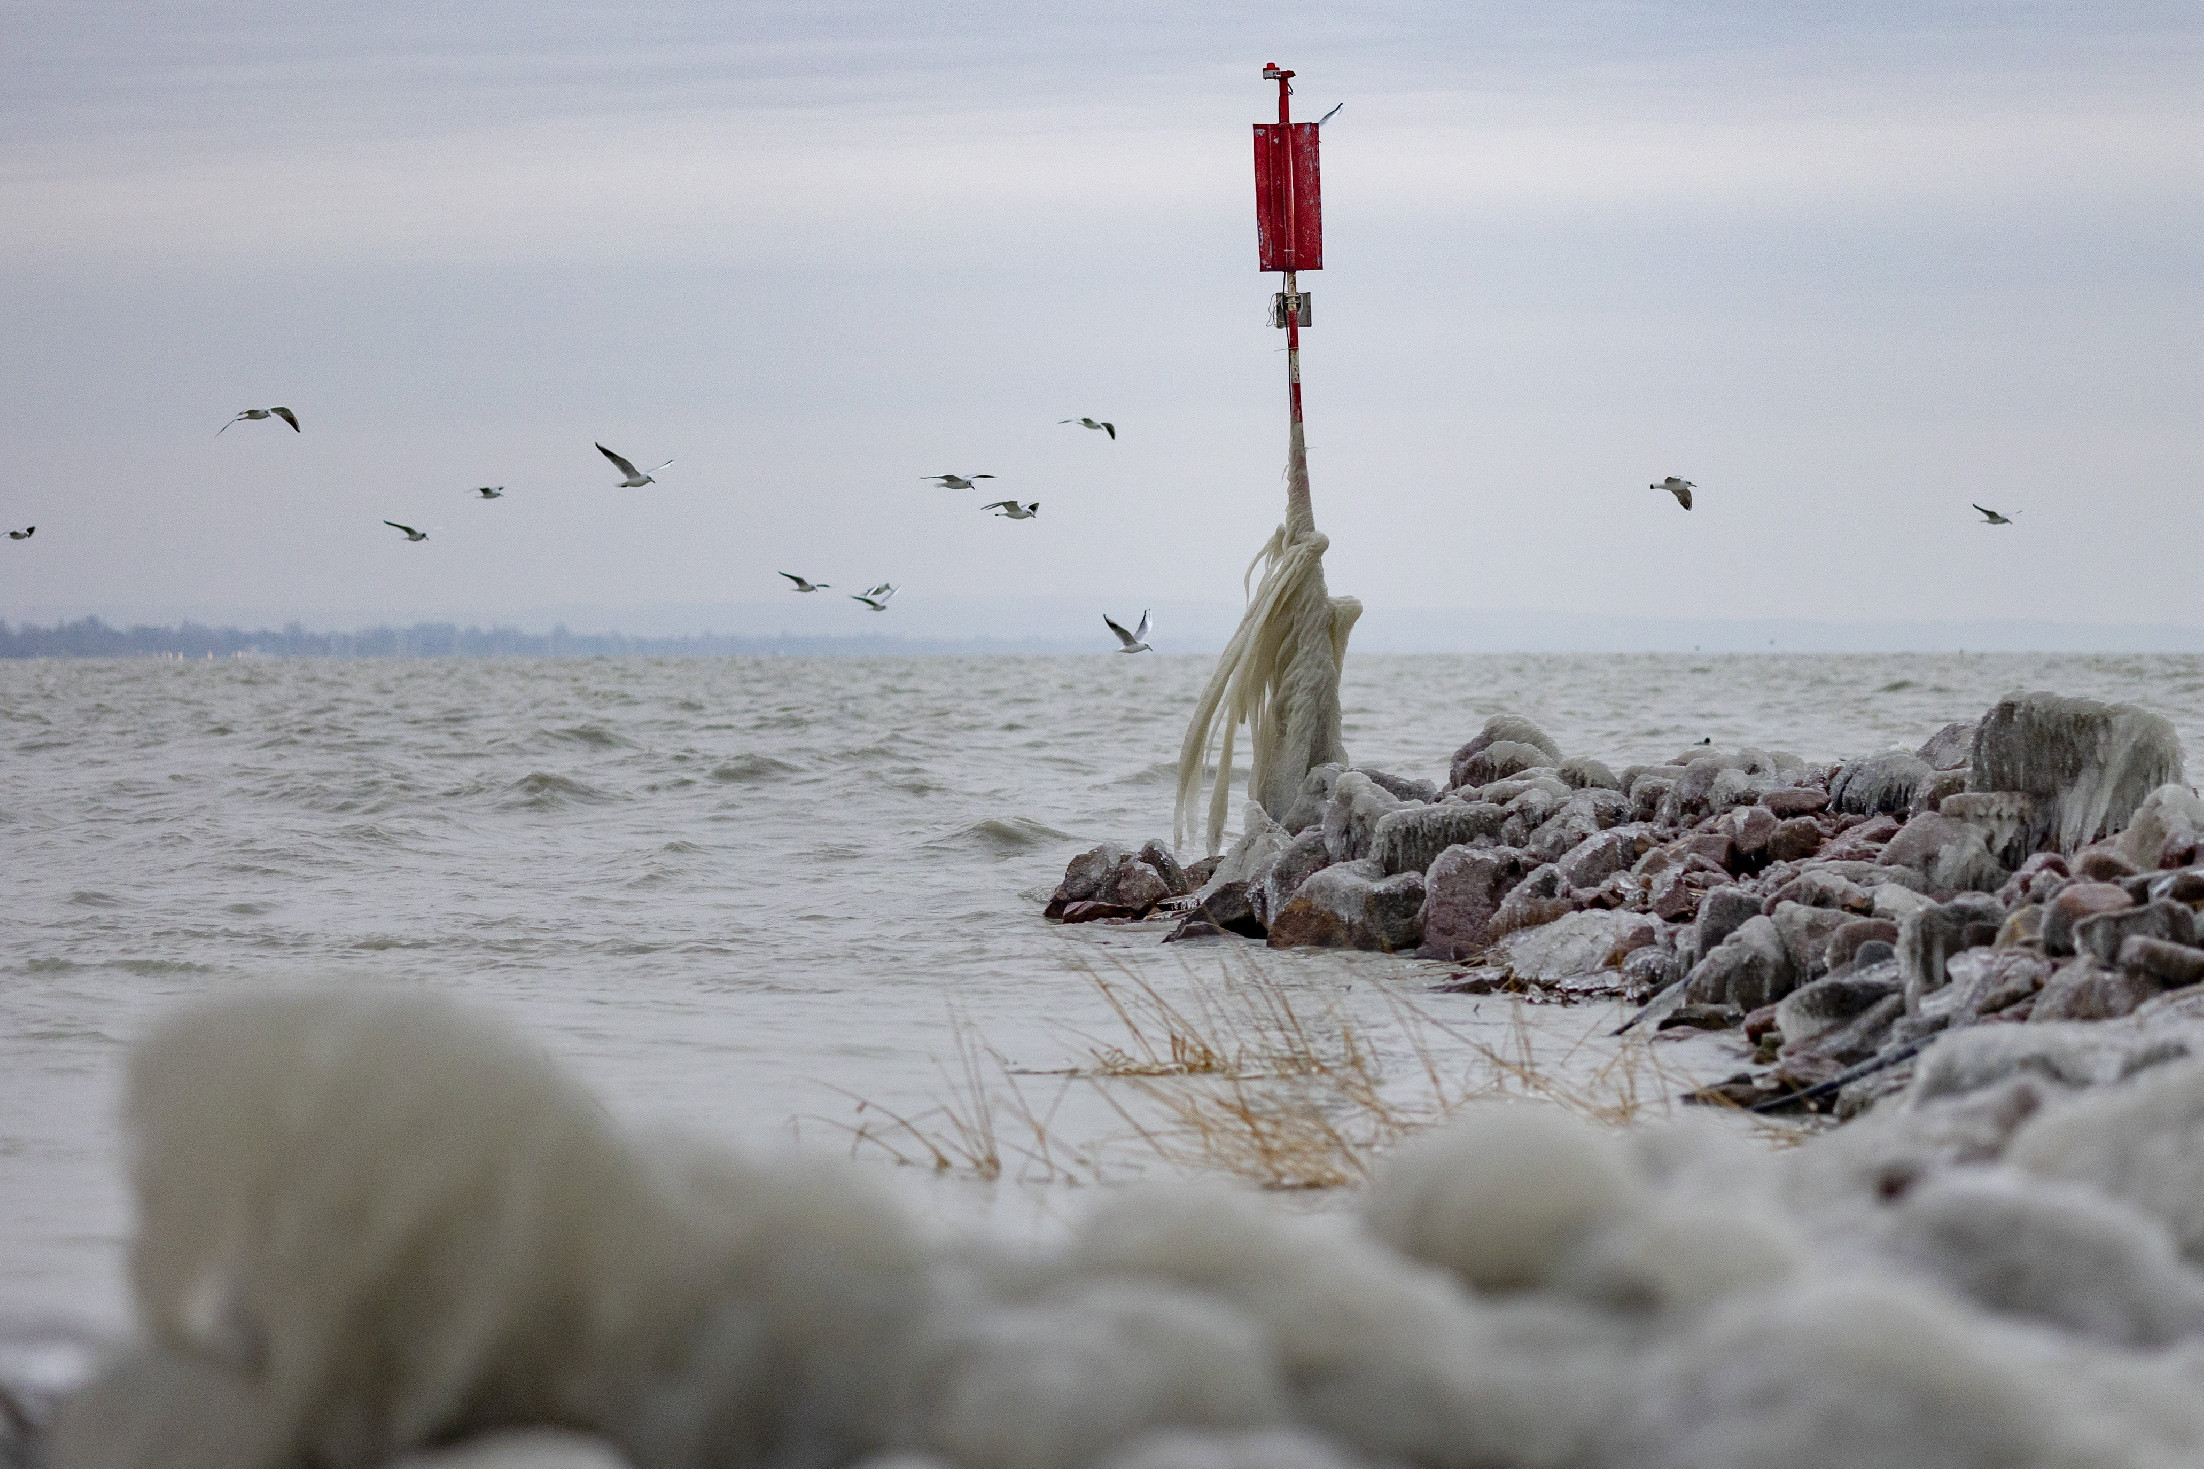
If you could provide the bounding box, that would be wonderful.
[1526,787,1632,863]
[1489,909,1659,986]
[1266,864,1426,953]
[2042,881,2133,957]
[2116,784,2204,871]
[1915,720,1978,771]
[1254,830,1333,926]
[1487,862,1581,941]
[1828,750,1934,817]
[1137,841,1191,897]
[1970,691,2185,853]
[1321,772,1402,864]
[1447,714,1562,790]
[1557,756,1621,792]
[1775,967,1902,1050]
[2071,899,2195,967]
[1200,811,1288,896]
[1352,767,1438,804]
[2031,957,2159,1022]
[1686,914,1799,1011]
[1416,845,1535,960]
[1369,802,1505,878]
[1277,764,1345,835]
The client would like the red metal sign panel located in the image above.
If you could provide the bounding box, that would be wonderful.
[1252,121,1322,272]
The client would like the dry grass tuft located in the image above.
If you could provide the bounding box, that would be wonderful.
[810,954,1791,1191]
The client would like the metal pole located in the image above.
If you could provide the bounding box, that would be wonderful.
[1274,66,1304,427]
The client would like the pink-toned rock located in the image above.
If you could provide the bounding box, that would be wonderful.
[2042,881,2135,957]
[1817,814,1901,863]
[2074,845,2141,882]
[1487,863,1582,940]
[1766,816,1827,864]
[1651,854,1728,921]
[1415,845,1537,960]
[1723,804,1779,858]
[2030,958,2159,1022]
[1761,786,1830,818]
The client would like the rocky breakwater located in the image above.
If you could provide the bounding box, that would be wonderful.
[1045,691,2204,1115]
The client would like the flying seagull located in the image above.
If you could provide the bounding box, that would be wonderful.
[1972,504,2014,525]
[925,473,994,490]
[219,407,299,434]
[852,585,898,611]
[779,573,830,592]
[1060,417,1116,440]
[1651,476,1695,510]
[1316,103,1344,126]
[1105,610,1152,653]
[985,500,1039,519]
[6,526,32,540]
[383,521,428,541]
[474,486,504,499]
[597,443,672,488]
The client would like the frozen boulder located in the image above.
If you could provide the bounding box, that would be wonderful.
[1353,767,1438,804]
[1526,787,1632,862]
[1321,772,1402,864]
[2029,957,2158,1022]
[1200,811,1289,895]
[1557,756,1621,792]
[2042,881,2133,957]
[2116,783,2204,871]
[1770,901,1852,982]
[1915,720,1978,771]
[1277,764,1345,835]
[1266,864,1426,953]
[1369,801,1506,878]
[1254,830,1332,926]
[1774,968,1902,1049]
[1898,895,2005,1012]
[1054,843,1131,904]
[1488,909,1659,986]
[1416,846,1536,960]
[1554,826,1646,890]
[1136,841,1191,897]
[1685,914,1799,1011]
[1828,750,1934,817]
[1447,714,1562,790]
[1970,691,2185,853]
[1939,791,2039,870]
[2072,899,2196,967]
[1486,862,1580,941]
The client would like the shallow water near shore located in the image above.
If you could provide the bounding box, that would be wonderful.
[5,649,2204,1333]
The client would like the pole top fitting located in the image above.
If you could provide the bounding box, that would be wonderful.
[1262,63,1294,80]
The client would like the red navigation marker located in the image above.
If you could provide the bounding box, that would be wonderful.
[1255,63,1321,424]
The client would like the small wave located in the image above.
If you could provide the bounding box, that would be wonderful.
[502,772,613,809]
[225,901,279,915]
[923,815,1077,857]
[710,754,802,783]
[1109,759,1183,788]
[67,890,127,908]
[546,724,635,749]
[1877,680,1917,693]
[109,958,215,974]
[25,957,76,973]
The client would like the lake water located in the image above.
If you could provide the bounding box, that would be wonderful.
[6,649,2203,1333]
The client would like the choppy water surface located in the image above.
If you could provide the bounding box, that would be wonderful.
[5,651,2204,1329]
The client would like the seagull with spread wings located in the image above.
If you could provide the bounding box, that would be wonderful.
[383,521,428,541]
[851,585,898,611]
[1972,504,2014,525]
[7,526,32,540]
[1651,476,1694,510]
[597,443,672,488]
[219,407,299,434]
[984,500,1039,520]
[1105,610,1152,653]
[925,473,994,490]
[1060,418,1116,439]
[474,486,504,499]
[780,573,830,592]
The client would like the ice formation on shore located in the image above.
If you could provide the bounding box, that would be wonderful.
[29,975,2204,1469]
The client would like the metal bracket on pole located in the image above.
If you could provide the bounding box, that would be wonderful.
[1269,292,1311,328]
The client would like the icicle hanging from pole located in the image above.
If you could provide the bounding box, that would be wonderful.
[1174,64,1361,856]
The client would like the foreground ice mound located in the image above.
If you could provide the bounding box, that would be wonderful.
[44,989,2204,1469]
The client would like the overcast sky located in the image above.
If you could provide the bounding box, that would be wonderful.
[4,1,2200,636]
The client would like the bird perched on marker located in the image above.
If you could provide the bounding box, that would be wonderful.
[925,473,993,490]
[1060,418,1116,440]
[474,486,504,499]
[779,573,829,592]
[852,586,897,611]
[7,526,33,540]
[985,501,1039,520]
[1972,504,2014,525]
[219,407,299,434]
[1105,610,1152,653]
[1652,477,1694,510]
[383,521,428,541]
[597,443,672,488]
